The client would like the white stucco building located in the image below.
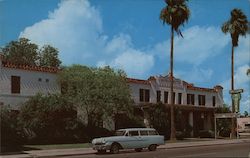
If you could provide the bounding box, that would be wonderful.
[0,54,224,135]
[0,55,60,109]
[126,75,224,136]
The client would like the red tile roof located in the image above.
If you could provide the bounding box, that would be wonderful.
[126,78,150,85]
[186,84,216,92]
[2,61,59,73]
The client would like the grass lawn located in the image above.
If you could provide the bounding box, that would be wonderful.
[24,143,91,150]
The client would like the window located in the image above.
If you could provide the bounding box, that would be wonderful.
[164,91,168,103]
[157,90,161,102]
[173,92,176,104]
[213,96,216,107]
[145,89,150,102]
[198,95,206,106]
[187,94,195,105]
[115,131,126,136]
[148,130,158,135]
[11,76,20,94]
[140,89,144,102]
[140,131,148,136]
[168,92,175,104]
[178,93,182,104]
[139,89,150,102]
[38,78,42,82]
[46,79,49,83]
[129,131,139,136]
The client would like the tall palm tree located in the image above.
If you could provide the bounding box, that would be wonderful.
[160,0,190,140]
[221,8,248,138]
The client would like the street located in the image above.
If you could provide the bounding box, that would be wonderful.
[57,142,250,158]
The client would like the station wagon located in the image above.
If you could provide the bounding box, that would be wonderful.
[91,128,165,154]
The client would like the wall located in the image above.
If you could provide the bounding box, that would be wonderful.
[0,66,60,109]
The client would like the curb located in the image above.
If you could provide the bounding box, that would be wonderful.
[2,139,250,158]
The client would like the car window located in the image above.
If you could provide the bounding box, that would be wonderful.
[148,130,158,135]
[140,130,148,136]
[129,131,139,136]
[115,130,126,136]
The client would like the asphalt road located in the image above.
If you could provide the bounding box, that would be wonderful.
[57,142,250,158]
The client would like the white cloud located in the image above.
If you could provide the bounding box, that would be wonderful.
[235,36,250,66]
[19,0,154,78]
[175,67,213,84]
[110,50,154,77]
[20,0,106,65]
[104,33,132,54]
[152,26,230,65]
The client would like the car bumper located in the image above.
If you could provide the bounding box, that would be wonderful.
[92,144,111,150]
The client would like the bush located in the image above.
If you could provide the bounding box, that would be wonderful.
[199,130,214,138]
[83,126,113,142]
[0,106,25,152]
[19,94,80,144]
[147,103,170,140]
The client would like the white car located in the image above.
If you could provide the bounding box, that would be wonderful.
[91,128,165,154]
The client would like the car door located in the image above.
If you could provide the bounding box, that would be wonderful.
[139,130,149,147]
[121,131,143,149]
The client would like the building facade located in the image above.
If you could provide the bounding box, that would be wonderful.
[0,54,224,135]
[127,75,224,136]
[0,55,60,109]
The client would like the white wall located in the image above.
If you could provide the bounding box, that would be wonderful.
[0,66,60,108]
[128,78,224,108]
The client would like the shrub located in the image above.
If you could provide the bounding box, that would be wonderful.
[199,130,214,138]
[0,106,25,152]
[19,94,79,144]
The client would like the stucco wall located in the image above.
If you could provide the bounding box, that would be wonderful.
[0,66,60,108]
[128,77,224,108]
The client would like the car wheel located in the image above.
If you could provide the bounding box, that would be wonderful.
[97,150,106,154]
[135,148,143,152]
[148,144,157,151]
[110,144,120,154]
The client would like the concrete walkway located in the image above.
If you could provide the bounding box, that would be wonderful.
[1,138,250,158]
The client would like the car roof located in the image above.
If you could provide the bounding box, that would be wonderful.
[117,128,156,131]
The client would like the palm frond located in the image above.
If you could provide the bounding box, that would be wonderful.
[221,8,248,47]
[160,0,190,37]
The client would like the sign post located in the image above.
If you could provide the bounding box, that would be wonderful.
[229,89,243,139]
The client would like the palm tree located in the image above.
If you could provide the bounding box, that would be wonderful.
[221,8,248,138]
[160,0,190,140]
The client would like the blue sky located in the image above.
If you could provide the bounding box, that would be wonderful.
[0,0,249,113]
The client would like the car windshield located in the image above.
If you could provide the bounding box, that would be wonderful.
[115,130,126,136]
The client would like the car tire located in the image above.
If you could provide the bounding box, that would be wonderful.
[110,144,120,154]
[148,144,157,151]
[135,148,143,152]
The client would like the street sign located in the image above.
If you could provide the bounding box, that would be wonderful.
[229,89,244,94]
[229,89,244,113]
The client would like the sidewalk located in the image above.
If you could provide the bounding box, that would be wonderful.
[1,138,250,158]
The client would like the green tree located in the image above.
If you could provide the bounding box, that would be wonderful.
[58,65,133,127]
[96,67,133,119]
[160,0,190,140]
[0,106,25,152]
[148,103,170,139]
[244,111,249,117]
[19,93,79,144]
[38,45,61,68]
[247,69,250,76]
[2,38,38,65]
[221,8,248,138]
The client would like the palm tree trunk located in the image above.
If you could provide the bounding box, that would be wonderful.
[231,45,236,138]
[170,26,176,140]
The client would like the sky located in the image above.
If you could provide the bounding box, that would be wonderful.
[0,0,249,113]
